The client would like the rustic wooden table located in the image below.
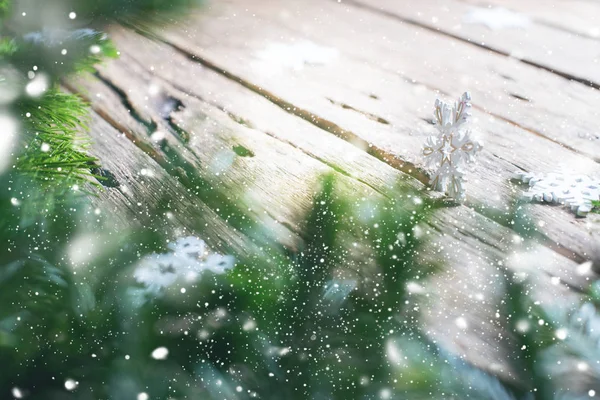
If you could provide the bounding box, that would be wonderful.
[70,0,600,385]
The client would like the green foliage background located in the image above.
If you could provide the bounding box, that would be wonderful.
[1,0,600,399]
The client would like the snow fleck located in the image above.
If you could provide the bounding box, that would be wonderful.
[69,12,77,19]
[25,73,49,97]
[464,7,531,30]
[385,339,404,366]
[137,393,149,400]
[406,281,426,295]
[379,388,392,399]
[515,319,530,333]
[40,142,50,152]
[589,390,596,397]
[67,233,100,266]
[577,261,593,275]
[90,45,101,54]
[151,346,169,360]
[243,319,257,331]
[140,168,154,177]
[64,379,78,391]
[11,387,24,399]
[278,347,290,356]
[455,317,468,329]
[149,131,165,142]
[10,198,20,207]
[198,329,210,340]
[555,328,568,340]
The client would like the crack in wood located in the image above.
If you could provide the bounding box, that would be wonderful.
[325,97,390,125]
[93,71,158,134]
[509,93,531,102]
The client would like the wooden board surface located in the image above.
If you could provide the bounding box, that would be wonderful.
[348,0,600,88]
[459,0,600,40]
[127,0,600,261]
[75,0,600,387]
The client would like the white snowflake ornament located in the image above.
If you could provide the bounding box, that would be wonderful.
[423,92,482,202]
[515,172,600,217]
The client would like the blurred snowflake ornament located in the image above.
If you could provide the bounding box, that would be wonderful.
[464,7,531,30]
[422,92,482,202]
[515,172,600,217]
[133,236,235,295]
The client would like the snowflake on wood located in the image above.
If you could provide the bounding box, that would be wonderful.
[422,92,482,202]
[463,7,531,31]
[515,172,600,217]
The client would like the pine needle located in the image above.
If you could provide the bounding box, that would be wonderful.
[15,88,98,194]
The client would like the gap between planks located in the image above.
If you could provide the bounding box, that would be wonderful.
[116,20,600,265]
[71,32,597,384]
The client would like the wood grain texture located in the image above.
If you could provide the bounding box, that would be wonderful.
[71,18,598,382]
[458,0,600,40]
[85,111,257,255]
[151,0,600,162]
[348,0,600,88]
[119,2,600,262]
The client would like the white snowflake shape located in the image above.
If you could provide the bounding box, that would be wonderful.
[515,172,600,217]
[253,40,338,74]
[422,92,482,202]
[133,236,235,295]
[463,7,531,31]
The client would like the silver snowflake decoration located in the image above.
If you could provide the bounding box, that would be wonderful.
[422,92,482,202]
[515,172,600,217]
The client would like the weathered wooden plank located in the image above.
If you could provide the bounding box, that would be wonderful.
[121,6,600,261]
[75,25,596,382]
[158,0,600,161]
[347,0,600,88]
[100,25,600,283]
[458,0,600,40]
[85,112,258,255]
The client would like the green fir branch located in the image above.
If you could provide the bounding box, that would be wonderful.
[14,88,98,194]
